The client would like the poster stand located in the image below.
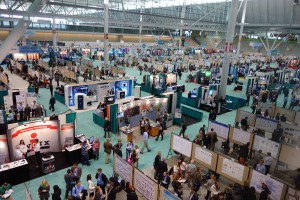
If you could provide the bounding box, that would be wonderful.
[167,132,174,158]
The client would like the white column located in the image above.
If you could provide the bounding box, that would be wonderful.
[179,29,183,48]
[52,18,57,51]
[236,0,248,57]
[104,0,109,67]
[219,0,239,98]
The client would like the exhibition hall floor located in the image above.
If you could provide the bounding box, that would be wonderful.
[3,64,298,199]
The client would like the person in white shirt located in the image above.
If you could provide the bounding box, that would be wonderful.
[19,139,28,159]
[34,139,41,167]
[134,145,140,168]
[31,100,37,117]
[17,102,24,120]
[210,181,220,198]
[15,145,23,160]
[87,174,95,200]
[140,131,151,154]
[264,152,273,175]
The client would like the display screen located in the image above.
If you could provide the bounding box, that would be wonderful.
[117,112,124,118]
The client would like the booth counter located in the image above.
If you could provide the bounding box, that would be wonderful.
[54,91,65,104]
[93,113,105,128]
[65,143,93,165]
[225,95,247,110]
[150,124,159,137]
[181,104,203,121]
[0,159,30,185]
[119,126,134,141]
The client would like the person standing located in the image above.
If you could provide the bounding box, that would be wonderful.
[19,139,28,159]
[189,187,199,200]
[51,185,61,200]
[140,130,151,154]
[246,92,251,106]
[283,96,288,108]
[160,172,171,189]
[255,160,266,174]
[49,83,53,96]
[208,128,218,151]
[87,174,95,200]
[185,160,197,188]
[81,140,91,166]
[35,85,39,97]
[31,100,37,117]
[154,152,161,179]
[155,120,164,141]
[49,95,56,112]
[126,140,134,161]
[264,152,273,175]
[71,162,82,180]
[113,140,123,158]
[24,104,31,121]
[156,157,168,182]
[17,102,24,121]
[104,118,111,138]
[34,139,41,168]
[134,145,140,168]
[104,138,113,164]
[289,96,296,110]
[92,138,100,161]
[179,121,187,137]
[38,179,50,200]
[64,169,76,199]
[106,182,122,200]
[95,168,108,195]
[71,180,85,199]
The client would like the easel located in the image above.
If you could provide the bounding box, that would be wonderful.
[167,132,174,158]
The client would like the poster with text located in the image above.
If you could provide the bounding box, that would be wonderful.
[221,158,244,182]
[194,146,212,166]
[8,121,59,159]
[114,155,133,183]
[250,170,284,200]
[134,169,157,200]
[61,123,74,150]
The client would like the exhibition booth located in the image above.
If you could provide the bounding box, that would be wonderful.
[63,78,134,110]
[0,111,77,185]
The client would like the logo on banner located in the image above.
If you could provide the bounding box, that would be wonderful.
[27,132,50,152]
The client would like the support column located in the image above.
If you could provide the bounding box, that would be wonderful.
[179,29,183,48]
[52,18,57,52]
[103,0,109,67]
[236,0,248,57]
[139,25,142,44]
[219,0,239,98]
[0,0,45,63]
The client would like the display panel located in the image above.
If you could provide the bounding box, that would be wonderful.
[255,115,278,133]
[0,135,9,164]
[134,168,158,200]
[208,120,229,139]
[114,154,133,183]
[253,135,280,158]
[171,133,192,158]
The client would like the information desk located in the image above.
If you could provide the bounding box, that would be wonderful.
[65,144,93,165]
[120,126,134,141]
[42,155,55,174]
[54,91,65,104]
[0,159,30,185]
[75,134,89,144]
[150,123,159,137]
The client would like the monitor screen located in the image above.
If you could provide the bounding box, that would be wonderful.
[117,112,124,118]
[89,136,94,144]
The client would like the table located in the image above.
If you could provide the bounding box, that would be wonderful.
[120,126,134,141]
[65,144,93,165]
[149,124,159,137]
[0,159,30,185]
[42,155,55,174]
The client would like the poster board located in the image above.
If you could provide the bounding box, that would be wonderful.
[236,109,256,127]
[229,127,254,146]
[250,170,286,200]
[280,122,300,142]
[294,111,300,126]
[114,154,133,184]
[255,115,278,133]
[274,107,296,123]
[133,168,158,200]
[171,133,192,157]
[279,144,300,168]
[208,120,229,139]
[191,143,218,171]
[159,185,180,200]
[4,96,13,110]
[216,155,250,185]
[253,135,280,158]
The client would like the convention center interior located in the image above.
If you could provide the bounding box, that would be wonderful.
[0,0,300,199]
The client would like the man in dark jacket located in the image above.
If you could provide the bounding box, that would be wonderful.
[107,182,122,200]
[179,122,187,137]
[104,118,111,138]
[49,95,56,111]
[95,168,108,194]
[24,104,31,121]
[49,83,53,96]
[64,169,76,199]
[154,151,161,179]
[156,157,168,182]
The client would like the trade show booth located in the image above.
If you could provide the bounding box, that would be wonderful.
[64,78,134,109]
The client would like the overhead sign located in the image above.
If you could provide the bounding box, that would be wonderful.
[19,46,43,54]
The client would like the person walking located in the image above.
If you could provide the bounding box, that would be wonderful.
[154,152,161,179]
[24,104,31,121]
[140,130,151,154]
[104,118,111,138]
[208,128,218,151]
[49,83,53,96]
[104,138,113,164]
[155,120,164,141]
[95,168,108,195]
[179,121,187,137]
[264,152,273,175]
[92,138,100,160]
[81,140,91,166]
[49,95,56,112]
